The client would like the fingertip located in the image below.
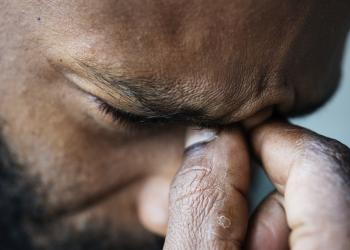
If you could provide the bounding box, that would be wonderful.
[138,177,171,237]
[249,120,303,192]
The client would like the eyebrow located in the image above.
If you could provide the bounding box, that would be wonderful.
[76,61,229,127]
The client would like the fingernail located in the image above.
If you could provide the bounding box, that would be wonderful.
[185,127,218,151]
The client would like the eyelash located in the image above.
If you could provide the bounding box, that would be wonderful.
[98,101,141,126]
[96,99,170,130]
[95,99,222,132]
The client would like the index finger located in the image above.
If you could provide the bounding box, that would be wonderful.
[164,127,250,250]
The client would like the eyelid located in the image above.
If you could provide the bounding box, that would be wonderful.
[98,101,146,123]
[96,100,225,135]
[93,96,226,132]
[95,98,172,127]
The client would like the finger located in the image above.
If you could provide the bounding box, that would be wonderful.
[164,127,250,250]
[250,120,350,250]
[246,192,289,250]
[138,176,171,236]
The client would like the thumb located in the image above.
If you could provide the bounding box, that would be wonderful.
[164,127,250,250]
[250,120,350,250]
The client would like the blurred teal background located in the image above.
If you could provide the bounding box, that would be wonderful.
[292,34,350,147]
[249,32,350,210]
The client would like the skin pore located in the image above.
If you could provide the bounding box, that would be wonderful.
[1,0,350,249]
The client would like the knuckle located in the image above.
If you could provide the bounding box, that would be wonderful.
[169,165,228,228]
[169,166,247,242]
[295,131,350,186]
[169,165,223,209]
[168,164,248,247]
[301,133,349,164]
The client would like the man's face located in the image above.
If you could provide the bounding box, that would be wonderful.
[0,0,349,249]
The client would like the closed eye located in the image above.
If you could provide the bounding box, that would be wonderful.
[96,98,173,128]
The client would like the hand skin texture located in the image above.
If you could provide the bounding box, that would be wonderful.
[164,128,250,249]
[0,0,350,249]
[247,120,350,250]
[164,121,350,250]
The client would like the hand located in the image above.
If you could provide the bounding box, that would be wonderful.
[164,127,250,249]
[163,121,350,249]
[246,120,350,250]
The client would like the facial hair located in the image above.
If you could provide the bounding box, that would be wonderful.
[0,133,164,250]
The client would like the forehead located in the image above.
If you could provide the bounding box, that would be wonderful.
[33,0,301,121]
[39,0,297,69]
[36,1,259,111]
[39,0,251,70]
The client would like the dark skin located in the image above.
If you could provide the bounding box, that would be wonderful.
[165,121,350,249]
[0,0,350,249]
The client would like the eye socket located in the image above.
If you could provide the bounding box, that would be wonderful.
[60,70,175,133]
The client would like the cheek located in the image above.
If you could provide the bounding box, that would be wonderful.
[2,67,185,214]
[21,116,184,210]
[40,124,185,211]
